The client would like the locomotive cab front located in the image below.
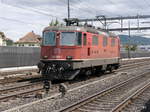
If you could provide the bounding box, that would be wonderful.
[39,26,85,80]
[41,31,82,60]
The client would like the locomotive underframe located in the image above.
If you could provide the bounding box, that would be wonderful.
[38,58,120,80]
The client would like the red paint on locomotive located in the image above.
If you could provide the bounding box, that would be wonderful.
[38,26,120,80]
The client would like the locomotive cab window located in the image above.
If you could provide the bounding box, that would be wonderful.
[92,36,98,45]
[103,36,108,47]
[43,32,56,46]
[61,32,82,46]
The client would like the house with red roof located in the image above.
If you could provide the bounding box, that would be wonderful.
[15,31,42,47]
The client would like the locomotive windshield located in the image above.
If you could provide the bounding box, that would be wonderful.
[61,32,82,46]
[43,32,56,46]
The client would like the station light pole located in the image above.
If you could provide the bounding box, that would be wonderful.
[128,21,131,58]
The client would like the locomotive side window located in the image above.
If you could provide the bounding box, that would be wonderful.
[103,36,107,47]
[92,36,98,45]
[111,38,115,46]
[61,32,82,46]
[83,33,87,45]
[43,32,56,46]
[77,32,82,45]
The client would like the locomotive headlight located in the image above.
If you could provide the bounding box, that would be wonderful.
[66,56,73,60]
[43,55,48,59]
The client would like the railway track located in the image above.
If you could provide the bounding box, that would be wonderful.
[0,58,149,85]
[0,73,41,85]
[59,71,150,112]
[120,58,150,65]
[118,59,150,71]
[1,58,150,112]
[0,59,150,103]
[112,82,150,112]
[0,82,43,102]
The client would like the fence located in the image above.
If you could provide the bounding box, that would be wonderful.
[0,46,150,68]
[121,50,150,58]
[0,46,40,68]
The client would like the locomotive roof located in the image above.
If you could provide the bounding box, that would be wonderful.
[44,26,117,38]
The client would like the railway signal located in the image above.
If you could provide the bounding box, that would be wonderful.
[59,83,67,98]
[43,80,51,94]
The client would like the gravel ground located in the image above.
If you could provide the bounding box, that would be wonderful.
[0,69,38,77]
[2,64,150,112]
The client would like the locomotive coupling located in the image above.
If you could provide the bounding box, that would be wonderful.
[37,62,45,69]
[37,62,45,73]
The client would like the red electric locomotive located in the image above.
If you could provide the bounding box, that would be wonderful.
[38,26,120,80]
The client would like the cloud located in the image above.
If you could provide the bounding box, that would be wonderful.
[1,0,150,41]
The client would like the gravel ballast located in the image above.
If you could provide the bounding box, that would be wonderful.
[3,64,150,112]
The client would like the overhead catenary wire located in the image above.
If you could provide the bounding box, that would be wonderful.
[70,0,122,17]
[105,0,148,16]
[60,0,110,17]
[0,16,45,26]
[64,0,110,18]
[59,0,97,16]
[1,2,63,20]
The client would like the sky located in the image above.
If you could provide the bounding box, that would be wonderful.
[1,0,150,41]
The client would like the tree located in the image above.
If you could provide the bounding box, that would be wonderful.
[49,19,54,26]
[125,44,137,51]
[130,44,137,51]
[0,32,5,38]
[5,38,14,46]
[54,19,59,26]
[49,19,64,26]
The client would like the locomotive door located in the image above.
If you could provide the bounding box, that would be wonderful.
[83,33,90,56]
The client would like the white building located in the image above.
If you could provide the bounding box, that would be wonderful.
[138,45,150,51]
[0,32,6,46]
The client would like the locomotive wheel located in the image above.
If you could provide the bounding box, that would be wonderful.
[85,69,92,78]
[109,66,116,73]
[107,65,113,73]
[96,70,105,77]
[109,67,112,73]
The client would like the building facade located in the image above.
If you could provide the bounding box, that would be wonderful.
[138,45,150,51]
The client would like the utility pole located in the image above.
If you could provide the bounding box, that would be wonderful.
[66,0,71,26]
[120,17,123,32]
[67,0,70,20]
[137,14,140,32]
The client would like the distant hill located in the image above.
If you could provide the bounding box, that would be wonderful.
[119,35,150,45]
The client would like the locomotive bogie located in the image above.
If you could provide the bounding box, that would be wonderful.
[39,59,120,80]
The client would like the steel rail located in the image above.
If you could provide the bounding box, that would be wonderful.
[112,81,150,112]
[0,86,43,101]
[0,82,42,93]
[117,60,150,71]
[120,59,150,67]
[58,71,150,112]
